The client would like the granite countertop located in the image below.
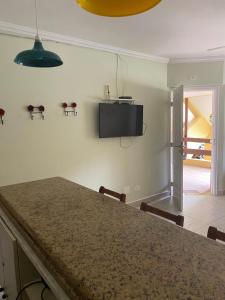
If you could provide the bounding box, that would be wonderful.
[0,177,225,300]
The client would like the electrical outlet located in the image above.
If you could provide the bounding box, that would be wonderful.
[124,186,130,194]
[134,185,141,192]
[190,75,197,81]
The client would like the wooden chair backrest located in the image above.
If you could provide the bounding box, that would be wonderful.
[140,202,184,227]
[99,186,126,203]
[207,226,225,242]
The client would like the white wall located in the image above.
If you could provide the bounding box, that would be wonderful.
[168,61,224,87]
[0,35,169,202]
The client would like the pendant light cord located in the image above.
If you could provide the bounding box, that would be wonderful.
[35,0,39,38]
[116,54,119,98]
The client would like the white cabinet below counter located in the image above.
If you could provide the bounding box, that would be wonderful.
[0,218,19,300]
[0,218,57,300]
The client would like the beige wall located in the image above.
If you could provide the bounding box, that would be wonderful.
[0,35,169,202]
[168,61,224,87]
[190,95,212,121]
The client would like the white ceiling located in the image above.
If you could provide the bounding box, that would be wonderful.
[1,0,225,61]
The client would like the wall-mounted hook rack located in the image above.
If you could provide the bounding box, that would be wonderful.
[0,108,5,125]
[62,102,77,116]
[27,105,45,120]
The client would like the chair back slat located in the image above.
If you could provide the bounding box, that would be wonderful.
[140,202,184,227]
[99,186,126,203]
[207,226,225,242]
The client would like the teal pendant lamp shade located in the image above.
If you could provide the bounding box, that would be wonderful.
[14,0,63,68]
[14,36,63,68]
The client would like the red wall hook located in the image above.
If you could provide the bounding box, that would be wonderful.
[62,102,77,116]
[27,105,45,120]
[0,108,5,125]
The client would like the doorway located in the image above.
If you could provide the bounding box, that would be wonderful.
[183,89,213,195]
[170,85,220,212]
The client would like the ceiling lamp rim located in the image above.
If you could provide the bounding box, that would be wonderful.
[76,0,162,17]
[14,38,63,68]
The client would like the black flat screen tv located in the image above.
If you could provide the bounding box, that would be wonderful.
[99,103,143,138]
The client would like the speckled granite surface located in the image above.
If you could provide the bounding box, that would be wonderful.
[1,177,225,299]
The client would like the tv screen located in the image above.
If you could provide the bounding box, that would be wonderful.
[99,103,143,138]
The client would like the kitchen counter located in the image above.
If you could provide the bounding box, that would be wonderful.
[0,177,225,299]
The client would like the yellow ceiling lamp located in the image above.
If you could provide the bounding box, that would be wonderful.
[76,0,162,17]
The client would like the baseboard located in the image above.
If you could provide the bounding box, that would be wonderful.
[129,190,170,207]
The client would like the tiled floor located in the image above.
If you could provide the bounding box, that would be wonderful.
[183,165,210,194]
[183,193,225,236]
[131,193,225,238]
[130,165,221,238]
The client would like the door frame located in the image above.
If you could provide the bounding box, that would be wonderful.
[183,85,220,195]
[170,86,184,211]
